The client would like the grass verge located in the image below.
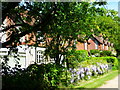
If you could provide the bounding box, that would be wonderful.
[59,70,118,89]
[75,70,118,88]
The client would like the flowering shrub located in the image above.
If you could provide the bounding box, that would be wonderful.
[66,56,118,84]
[68,63,109,83]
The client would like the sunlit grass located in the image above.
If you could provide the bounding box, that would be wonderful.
[74,70,118,88]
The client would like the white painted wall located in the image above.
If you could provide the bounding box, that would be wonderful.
[0,46,47,68]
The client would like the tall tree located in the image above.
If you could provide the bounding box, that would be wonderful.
[2,1,117,65]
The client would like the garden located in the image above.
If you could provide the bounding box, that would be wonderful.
[2,50,119,89]
[1,1,120,90]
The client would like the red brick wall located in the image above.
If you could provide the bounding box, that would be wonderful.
[88,39,96,51]
[76,42,84,50]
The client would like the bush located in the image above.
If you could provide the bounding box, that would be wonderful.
[75,50,88,59]
[90,50,100,57]
[79,57,108,67]
[100,50,112,57]
[66,50,88,68]
[87,57,118,70]
[104,57,118,70]
[2,63,63,90]
[67,57,109,84]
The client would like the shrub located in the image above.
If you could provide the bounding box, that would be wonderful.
[104,57,118,70]
[100,50,112,57]
[79,57,108,67]
[87,57,118,70]
[67,56,118,84]
[75,50,88,60]
[68,57,109,84]
[90,50,100,57]
[66,50,88,68]
[2,63,63,89]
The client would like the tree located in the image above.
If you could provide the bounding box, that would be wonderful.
[44,2,104,65]
[1,2,58,47]
[94,9,120,56]
[2,1,116,65]
[1,1,119,89]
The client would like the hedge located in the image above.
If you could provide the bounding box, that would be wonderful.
[79,57,108,67]
[66,50,88,68]
[100,50,112,57]
[67,50,88,61]
[90,50,100,55]
[86,57,118,69]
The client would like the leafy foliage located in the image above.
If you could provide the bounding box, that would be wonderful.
[66,50,88,68]
[2,2,114,65]
[2,62,63,89]
[90,49,100,57]
[100,50,112,57]
[88,57,118,70]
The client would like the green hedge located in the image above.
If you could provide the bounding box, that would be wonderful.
[86,57,118,70]
[75,50,88,59]
[90,49,100,55]
[66,50,88,68]
[67,50,88,61]
[100,50,112,57]
[90,50,100,57]
[79,57,108,67]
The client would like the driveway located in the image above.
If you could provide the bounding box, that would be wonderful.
[98,75,119,88]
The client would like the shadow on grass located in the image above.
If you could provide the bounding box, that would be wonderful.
[56,87,85,90]
[57,88,119,90]
[76,87,85,89]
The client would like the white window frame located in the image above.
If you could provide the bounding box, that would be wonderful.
[102,44,104,50]
[84,42,87,50]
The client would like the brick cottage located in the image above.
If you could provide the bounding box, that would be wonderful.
[0,16,114,52]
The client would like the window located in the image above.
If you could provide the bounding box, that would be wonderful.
[36,50,45,63]
[95,40,98,49]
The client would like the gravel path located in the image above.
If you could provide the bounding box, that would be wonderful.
[98,75,119,88]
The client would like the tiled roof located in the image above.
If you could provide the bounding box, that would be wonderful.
[92,35,112,46]
[93,34,104,44]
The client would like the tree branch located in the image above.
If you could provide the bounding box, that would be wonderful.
[1,3,57,47]
[0,24,23,33]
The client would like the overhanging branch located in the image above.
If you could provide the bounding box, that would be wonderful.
[0,24,23,33]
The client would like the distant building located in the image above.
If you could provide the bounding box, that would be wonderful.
[0,16,116,68]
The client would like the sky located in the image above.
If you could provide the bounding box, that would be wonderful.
[106,1,118,11]
[19,0,119,12]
